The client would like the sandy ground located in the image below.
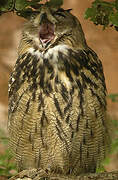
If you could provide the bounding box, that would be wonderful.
[0,0,118,172]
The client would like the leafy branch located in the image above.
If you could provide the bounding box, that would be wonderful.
[0,0,63,19]
[0,0,118,31]
[84,0,118,31]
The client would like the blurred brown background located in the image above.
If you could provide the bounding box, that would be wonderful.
[0,0,118,171]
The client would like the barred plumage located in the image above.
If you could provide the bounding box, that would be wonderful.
[8,5,110,175]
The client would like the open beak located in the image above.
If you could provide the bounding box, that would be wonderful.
[39,13,55,44]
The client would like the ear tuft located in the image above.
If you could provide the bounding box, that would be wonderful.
[66,9,72,12]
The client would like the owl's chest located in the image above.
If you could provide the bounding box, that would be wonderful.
[20,45,77,94]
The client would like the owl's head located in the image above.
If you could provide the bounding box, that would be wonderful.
[22,5,87,50]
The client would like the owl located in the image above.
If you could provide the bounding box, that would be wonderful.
[8,5,110,175]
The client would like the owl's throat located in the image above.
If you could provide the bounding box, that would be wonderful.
[39,22,55,44]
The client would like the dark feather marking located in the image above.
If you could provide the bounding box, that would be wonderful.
[29,55,39,91]
[32,91,36,101]
[81,72,98,89]
[40,111,45,127]
[64,61,73,82]
[77,80,84,116]
[61,83,68,102]
[86,65,98,79]
[98,144,100,154]
[56,118,71,153]
[39,65,45,88]
[35,122,37,133]
[71,131,74,140]
[86,119,88,128]
[20,53,32,68]
[87,149,89,158]
[73,51,89,69]
[91,156,97,173]
[14,68,21,81]
[47,82,53,93]
[44,113,48,124]
[66,115,69,124]
[54,96,63,118]
[38,93,44,106]
[80,95,84,116]
[70,86,74,96]
[56,118,67,137]
[44,58,53,74]
[65,115,73,129]
[73,49,103,81]
[21,117,24,130]
[21,52,28,60]
[29,132,32,143]
[94,108,98,118]
[76,114,80,131]
[44,82,53,95]
[40,111,48,127]
[55,125,69,153]
[50,72,54,80]
[30,82,37,91]
[76,80,83,93]
[25,98,31,113]
[30,62,37,76]
[38,103,42,112]
[10,87,29,113]
[80,143,82,163]
[55,125,63,141]
[90,62,99,69]
[55,75,59,83]
[58,51,73,81]
[83,135,86,145]
[90,129,93,137]
[90,88,104,107]
[71,63,79,76]
[64,100,72,114]
[88,48,98,58]
[40,129,44,146]
[38,93,44,111]
[69,123,74,130]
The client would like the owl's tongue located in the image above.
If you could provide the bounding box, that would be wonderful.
[39,22,55,44]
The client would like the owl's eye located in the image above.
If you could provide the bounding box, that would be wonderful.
[53,9,66,18]
[54,12,66,18]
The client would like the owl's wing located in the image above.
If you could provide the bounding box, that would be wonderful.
[8,52,45,170]
[63,47,110,173]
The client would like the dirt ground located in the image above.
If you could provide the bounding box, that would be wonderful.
[0,0,118,173]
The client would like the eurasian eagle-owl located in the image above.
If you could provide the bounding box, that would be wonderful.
[8,5,110,175]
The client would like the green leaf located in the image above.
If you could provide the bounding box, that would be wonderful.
[109,12,118,26]
[108,93,118,102]
[46,0,63,7]
[110,139,118,154]
[15,0,30,10]
[96,165,106,173]
[115,0,118,10]
[102,157,110,165]
[0,0,13,11]
[16,8,35,19]
[84,7,96,19]
[84,0,118,30]
[15,0,42,10]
